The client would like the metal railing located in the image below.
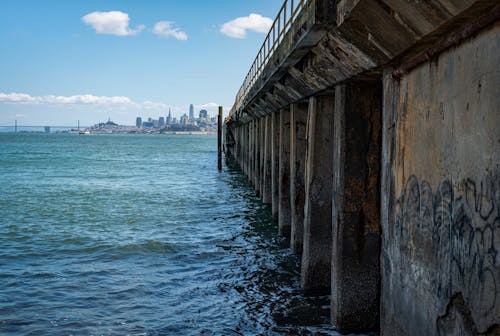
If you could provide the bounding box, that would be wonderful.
[232,0,309,115]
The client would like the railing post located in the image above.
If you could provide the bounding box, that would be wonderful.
[284,1,287,25]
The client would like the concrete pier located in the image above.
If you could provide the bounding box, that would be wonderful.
[224,0,500,334]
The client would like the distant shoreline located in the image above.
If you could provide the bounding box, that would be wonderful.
[162,131,215,135]
[0,130,217,135]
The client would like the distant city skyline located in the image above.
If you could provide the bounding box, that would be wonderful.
[134,105,215,129]
[0,1,282,126]
[2,103,222,127]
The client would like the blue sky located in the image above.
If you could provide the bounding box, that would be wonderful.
[0,0,281,126]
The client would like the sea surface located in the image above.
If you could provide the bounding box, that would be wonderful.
[0,133,366,335]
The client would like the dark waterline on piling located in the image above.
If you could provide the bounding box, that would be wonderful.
[0,133,370,335]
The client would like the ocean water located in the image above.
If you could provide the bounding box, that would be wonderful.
[0,133,358,335]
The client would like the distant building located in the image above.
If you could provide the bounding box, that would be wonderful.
[44,126,50,133]
[166,109,172,124]
[136,117,142,127]
[180,114,188,125]
[159,117,165,127]
[199,109,208,120]
[189,104,194,120]
[142,121,154,128]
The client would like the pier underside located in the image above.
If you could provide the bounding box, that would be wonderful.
[225,0,500,334]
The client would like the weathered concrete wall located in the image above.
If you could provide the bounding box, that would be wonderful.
[332,81,382,333]
[381,24,500,336]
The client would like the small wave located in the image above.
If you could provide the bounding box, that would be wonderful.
[50,239,178,257]
[112,240,177,254]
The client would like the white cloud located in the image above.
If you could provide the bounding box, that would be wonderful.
[141,100,168,109]
[0,93,233,119]
[0,92,36,103]
[220,13,273,39]
[0,92,133,105]
[45,94,133,104]
[198,102,220,109]
[82,11,145,36]
[152,21,188,40]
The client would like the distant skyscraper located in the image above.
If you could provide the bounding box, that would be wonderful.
[181,114,188,125]
[159,117,165,127]
[136,117,142,127]
[167,109,172,124]
[189,104,194,120]
[199,109,208,120]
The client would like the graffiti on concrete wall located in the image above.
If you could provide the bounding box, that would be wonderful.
[391,171,499,333]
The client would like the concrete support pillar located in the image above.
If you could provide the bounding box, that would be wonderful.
[262,115,272,204]
[259,117,265,199]
[249,121,254,183]
[240,126,244,171]
[290,102,308,253]
[242,124,247,174]
[246,122,250,178]
[254,119,261,194]
[331,82,381,333]
[271,110,280,223]
[279,107,291,237]
[243,123,248,177]
[249,121,254,184]
[235,127,241,166]
[301,95,334,290]
[240,125,245,173]
[380,68,399,336]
